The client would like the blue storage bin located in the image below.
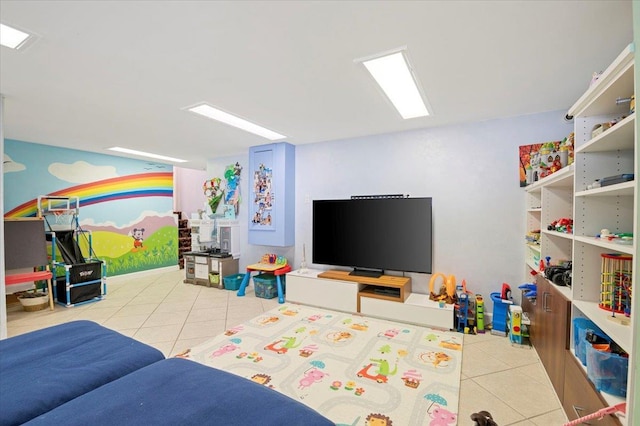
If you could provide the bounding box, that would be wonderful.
[586,343,628,397]
[573,318,609,366]
[490,292,510,336]
[253,273,286,299]
[223,274,245,291]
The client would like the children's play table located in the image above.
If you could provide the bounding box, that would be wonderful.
[237,263,291,304]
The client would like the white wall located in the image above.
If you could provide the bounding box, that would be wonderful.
[295,110,572,311]
[173,166,209,218]
[202,110,572,313]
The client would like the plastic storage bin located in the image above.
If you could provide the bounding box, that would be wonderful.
[490,292,510,336]
[586,343,628,397]
[253,273,286,299]
[223,274,245,291]
[573,317,609,366]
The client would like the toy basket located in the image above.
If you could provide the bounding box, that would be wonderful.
[253,273,286,299]
[586,343,628,397]
[573,317,609,366]
[223,274,245,291]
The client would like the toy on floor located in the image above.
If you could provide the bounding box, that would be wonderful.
[475,295,485,333]
[490,284,513,336]
[470,410,497,426]
[429,273,457,304]
[454,280,478,334]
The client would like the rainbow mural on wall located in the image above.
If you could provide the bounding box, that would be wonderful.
[4,172,173,218]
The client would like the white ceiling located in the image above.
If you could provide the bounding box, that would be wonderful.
[0,1,634,170]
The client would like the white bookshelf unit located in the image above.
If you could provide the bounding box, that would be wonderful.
[524,43,637,425]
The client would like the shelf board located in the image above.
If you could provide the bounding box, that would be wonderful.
[541,229,574,240]
[568,43,635,117]
[576,113,635,153]
[572,300,632,354]
[573,235,635,255]
[526,243,541,253]
[575,180,635,197]
[524,164,574,191]
[527,207,542,213]
[525,260,538,271]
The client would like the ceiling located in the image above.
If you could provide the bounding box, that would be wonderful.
[0,1,634,170]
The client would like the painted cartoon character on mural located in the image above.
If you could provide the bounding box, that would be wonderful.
[129,228,145,251]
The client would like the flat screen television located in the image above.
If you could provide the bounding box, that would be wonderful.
[312,197,432,277]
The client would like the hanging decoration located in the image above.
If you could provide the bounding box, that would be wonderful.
[224,162,242,216]
[203,177,225,214]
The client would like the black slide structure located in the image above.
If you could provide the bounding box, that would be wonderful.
[49,229,104,306]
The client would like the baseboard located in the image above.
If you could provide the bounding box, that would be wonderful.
[106,266,180,284]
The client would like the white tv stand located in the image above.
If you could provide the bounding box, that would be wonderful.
[286,269,453,330]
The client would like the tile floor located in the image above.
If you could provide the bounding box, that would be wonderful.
[6,268,568,425]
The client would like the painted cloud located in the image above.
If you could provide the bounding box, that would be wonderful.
[48,160,119,183]
[3,154,26,173]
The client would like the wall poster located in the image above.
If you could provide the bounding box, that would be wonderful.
[251,161,275,230]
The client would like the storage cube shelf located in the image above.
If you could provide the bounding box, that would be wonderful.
[524,43,637,423]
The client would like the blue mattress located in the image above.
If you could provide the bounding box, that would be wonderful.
[0,320,164,425]
[26,358,335,425]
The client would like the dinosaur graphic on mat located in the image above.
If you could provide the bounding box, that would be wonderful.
[264,336,303,354]
[357,358,398,383]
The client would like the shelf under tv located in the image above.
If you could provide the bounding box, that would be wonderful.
[317,269,411,305]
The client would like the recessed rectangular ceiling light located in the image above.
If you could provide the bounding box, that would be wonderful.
[108,147,188,163]
[0,23,31,49]
[359,49,431,119]
[186,103,286,141]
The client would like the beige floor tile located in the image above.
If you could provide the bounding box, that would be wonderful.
[102,313,151,330]
[528,408,568,425]
[70,307,120,322]
[134,323,183,344]
[154,301,195,313]
[113,303,159,317]
[458,378,526,425]
[178,320,226,341]
[142,310,189,327]
[186,308,227,323]
[473,368,561,418]
[461,343,511,378]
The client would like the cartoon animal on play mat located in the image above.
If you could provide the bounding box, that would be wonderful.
[129,228,145,251]
[264,336,303,354]
[298,367,329,390]
[209,343,239,358]
[428,405,457,425]
[357,357,398,383]
[420,351,452,368]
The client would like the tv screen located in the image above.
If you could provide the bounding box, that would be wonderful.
[312,197,432,275]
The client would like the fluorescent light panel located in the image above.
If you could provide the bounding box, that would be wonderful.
[108,147,188,163]
[187,103,286,140]
[361,50,430,119]
[0,23,31,49]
